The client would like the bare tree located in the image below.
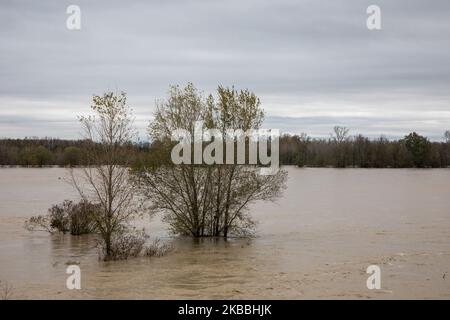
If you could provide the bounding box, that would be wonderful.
[134,84,287,238]
[332,126,350,143]
[445,130,450,143]
[70,92,138,259]
[330,126,351,168]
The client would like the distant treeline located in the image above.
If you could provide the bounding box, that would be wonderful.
[281,128,450,168]
[1,128,450,168]
[0,138,148,167]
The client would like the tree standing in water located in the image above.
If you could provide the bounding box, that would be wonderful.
[71,92,138,259]
[133,84,287,238]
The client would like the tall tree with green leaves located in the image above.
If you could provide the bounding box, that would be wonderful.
[70,92,138,259]
[403,132,431,168]
[134,84,287,238]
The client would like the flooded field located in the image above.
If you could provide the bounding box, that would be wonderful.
[1,167,450,299]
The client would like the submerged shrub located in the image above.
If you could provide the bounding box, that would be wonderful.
[48,201,71,233]
[98,230,146,261]
[24,215,53,233]
[144,238,174,257]
[66,200,99,235]
[97,231,174,261]
[25,199,99,235]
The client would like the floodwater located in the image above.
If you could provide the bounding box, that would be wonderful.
[1,167,450,299]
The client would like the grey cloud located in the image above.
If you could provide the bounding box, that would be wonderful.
[0,0,449,138]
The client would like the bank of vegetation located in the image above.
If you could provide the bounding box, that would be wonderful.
[2,131,449,169]
[280,128,450,168]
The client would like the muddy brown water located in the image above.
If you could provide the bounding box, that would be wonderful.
[1,167,450,299]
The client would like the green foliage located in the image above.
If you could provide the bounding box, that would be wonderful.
[279,132,448,168]
[63,146,82,166]
[402,132,431,168]
[135,84,288,238]
[0,138,147,167]
[25,200,99,235]
[18,145,53,166]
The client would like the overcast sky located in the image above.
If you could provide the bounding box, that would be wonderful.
[1,0,449,140]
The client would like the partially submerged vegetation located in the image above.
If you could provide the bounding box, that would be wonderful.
[98,230,143,261]
[98,231,173,260]
[26,92,171,261]
[144,238,174,257]
[26,202,172,261]
[133,84,287,238]
[24,85,287,260]
[0,280,13,300]
[22,84,449,263]
[68,92,140,260]
[25,199,98,235]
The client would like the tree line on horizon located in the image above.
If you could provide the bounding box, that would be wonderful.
[1,128,450,168]
[281,127,450,168]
